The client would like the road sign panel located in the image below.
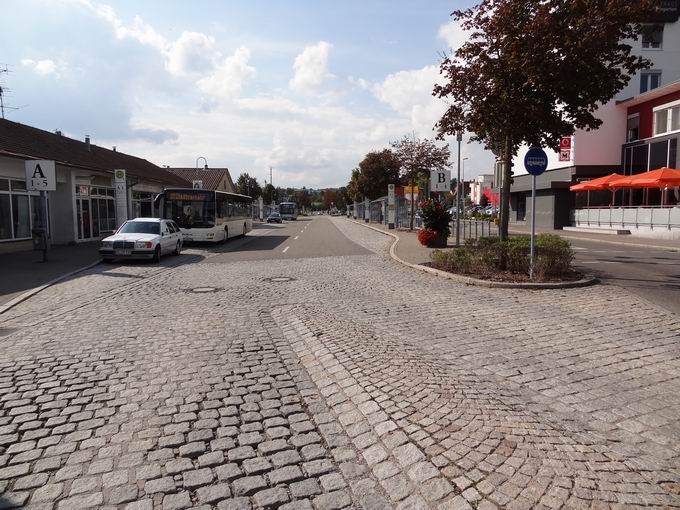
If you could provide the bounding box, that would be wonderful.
[25,160,56,191]
[560,136,572,150]
[559,149,571,162]
[524,147,548,176]
[430,170,451,192]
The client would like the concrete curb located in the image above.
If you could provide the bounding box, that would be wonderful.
[509,229,680,252]
[0,259,102,315]
[351,220,598,290]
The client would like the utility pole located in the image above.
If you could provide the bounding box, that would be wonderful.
[0,65,9,119]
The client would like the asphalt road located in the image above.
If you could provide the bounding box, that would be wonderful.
[206,216,371,263]
[570,238,680,315]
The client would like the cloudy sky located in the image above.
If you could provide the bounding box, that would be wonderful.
[1,0,495,188]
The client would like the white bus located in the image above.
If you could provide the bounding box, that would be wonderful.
[157,188,253,242]
[279,202,298,220]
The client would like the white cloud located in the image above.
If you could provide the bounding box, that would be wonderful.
[197,46,256,99]
[21,58,62,78]
[372,65,446,136]
[438,19,469,52]
[289,41,334,93]
[166,32,216,76]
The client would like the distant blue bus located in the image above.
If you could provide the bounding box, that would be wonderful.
[279,202,298,220]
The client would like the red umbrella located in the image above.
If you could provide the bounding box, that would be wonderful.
[569,173,626,191]
[570,173,627,207]
[627,167,680,188]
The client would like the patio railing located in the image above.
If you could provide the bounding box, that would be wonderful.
[572,206,680,230]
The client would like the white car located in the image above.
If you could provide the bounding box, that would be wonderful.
[99,218,183,263]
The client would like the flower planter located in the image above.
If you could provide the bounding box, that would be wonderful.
[427,232,448,248]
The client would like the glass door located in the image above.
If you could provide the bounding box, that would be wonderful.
[77,198,92,240]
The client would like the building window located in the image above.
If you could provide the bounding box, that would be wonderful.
[132,191,154,218]
[653,101,680,136]
[641,24,664,49]
[627,115,640,142]
[0,177,38,241]
[640,72,661,93]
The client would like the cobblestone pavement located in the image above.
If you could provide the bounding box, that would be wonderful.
[0,217,679,509]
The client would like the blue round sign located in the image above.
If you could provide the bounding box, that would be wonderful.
[524,147,548,176]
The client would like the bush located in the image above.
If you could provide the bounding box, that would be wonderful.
[419,199,451,237]
[429,234,574,280]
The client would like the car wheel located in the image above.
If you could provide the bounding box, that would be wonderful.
[174,241,181,255]
[152,245,161,263]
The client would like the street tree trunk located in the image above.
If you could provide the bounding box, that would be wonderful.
[499,135,512,242]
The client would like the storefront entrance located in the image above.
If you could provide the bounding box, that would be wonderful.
[76,185,117,241]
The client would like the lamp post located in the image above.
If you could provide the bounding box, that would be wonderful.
[195,157,208,186]
[455,132,463,246]
[462,157,469,211]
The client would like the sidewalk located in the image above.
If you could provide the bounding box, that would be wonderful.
[508,223,680,251]
[353,219,680,267]
[0,242,101,307]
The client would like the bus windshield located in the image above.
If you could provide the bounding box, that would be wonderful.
[164,190,216,229]
[279,203,296,215]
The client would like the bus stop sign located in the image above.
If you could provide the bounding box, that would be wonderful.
[524,147,548,176]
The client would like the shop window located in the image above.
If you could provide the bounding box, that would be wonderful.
[641,24,664,49]
[11,195,30,238]
[627,115,640,142]
[0,195,11,239]
[0,177,36,240]
[641,72,661,94]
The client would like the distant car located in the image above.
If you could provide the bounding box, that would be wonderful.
[99,218,182,263]
[267,212,283,223]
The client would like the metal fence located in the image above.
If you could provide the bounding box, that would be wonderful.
[457,219,499,240]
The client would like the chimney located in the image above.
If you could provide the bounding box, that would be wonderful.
[54,129,62,136]
[112,146,117,152]
[85,135,90,151]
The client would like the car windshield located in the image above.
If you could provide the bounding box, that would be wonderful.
[117,221,160,235]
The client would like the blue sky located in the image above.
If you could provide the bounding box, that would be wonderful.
[1,0,494,188]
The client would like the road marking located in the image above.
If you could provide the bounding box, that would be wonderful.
[282,246,289,253]
[294,236,299,240]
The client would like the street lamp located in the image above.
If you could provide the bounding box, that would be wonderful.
[195,157,208,186]
[455,132,463,246]
[462,157,469,209]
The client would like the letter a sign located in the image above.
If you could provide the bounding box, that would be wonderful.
[430,169,451,192]
[25,160,56,191]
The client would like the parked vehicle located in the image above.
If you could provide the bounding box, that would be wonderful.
[267,211,283,223]
[99,218,182,263]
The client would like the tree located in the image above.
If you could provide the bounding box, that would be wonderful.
[262,183,278,205]
[434,0,655,240]
[347,149,402,202]
[391,135,451,230]
[235,173,262,198]
[293,189,311,210]
[479,194,489,208]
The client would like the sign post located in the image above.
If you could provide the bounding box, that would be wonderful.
[114,169,128,228]
[25,160,56,262]
[387,184,395,230]
[524,147,548,280]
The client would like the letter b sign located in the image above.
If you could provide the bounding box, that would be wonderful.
[431,169,450,192]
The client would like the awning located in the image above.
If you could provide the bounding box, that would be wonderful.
[617,167,680,188]
[569,173,626,191]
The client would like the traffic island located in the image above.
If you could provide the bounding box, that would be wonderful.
[351,219,598,290]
